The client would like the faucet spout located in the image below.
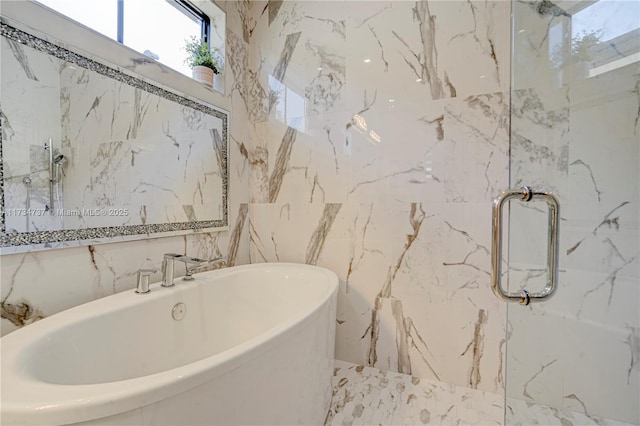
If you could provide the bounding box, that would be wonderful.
[161,254,226,286]
[161,253,183,287]
[183,256,227,281]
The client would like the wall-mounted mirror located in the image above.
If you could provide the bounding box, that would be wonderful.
[0,20,228,253]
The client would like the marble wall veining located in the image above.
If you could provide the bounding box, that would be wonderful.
[506,1,640,423]
[2,1,638,424]
[244,2,639,422]
[244,0,511,396]
[1,0,251,335]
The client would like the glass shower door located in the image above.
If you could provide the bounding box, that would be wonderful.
[504,0,639,424]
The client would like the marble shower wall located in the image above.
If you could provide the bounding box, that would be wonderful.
[1,0,251,335]
[244,0,511,395]
[506,1,639,423]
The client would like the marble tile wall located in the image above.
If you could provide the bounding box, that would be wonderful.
[245,2,639,422]
[506,1,639,423]
[1,0,251,335]
[2,2,637,424]
[244,0,511,396]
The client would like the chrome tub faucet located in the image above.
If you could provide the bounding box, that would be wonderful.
[162,253,183,287]
[135,269,156,294]
[162,253,226,287]
[182,256,226,281]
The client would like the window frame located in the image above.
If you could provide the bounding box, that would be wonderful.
[174,0,211,44]
[116,0,210,45]
[33,0,222,83]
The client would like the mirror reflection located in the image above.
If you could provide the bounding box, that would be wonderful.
[0,22,228,250]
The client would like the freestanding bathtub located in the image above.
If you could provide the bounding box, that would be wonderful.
[1,263,338,426]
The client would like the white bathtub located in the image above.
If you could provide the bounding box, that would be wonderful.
[1,263,338,425]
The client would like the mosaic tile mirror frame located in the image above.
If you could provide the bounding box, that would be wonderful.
[0,20,229,254]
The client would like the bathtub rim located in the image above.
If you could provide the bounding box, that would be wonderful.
[0,262,339,426]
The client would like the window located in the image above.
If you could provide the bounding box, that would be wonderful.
[571,0,639,43]
[35,0,210,77]
[568,0,640,78]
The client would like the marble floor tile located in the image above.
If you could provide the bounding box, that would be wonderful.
[327,360,503,425]
[327,360,636,426]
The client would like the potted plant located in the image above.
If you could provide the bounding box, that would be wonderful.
[184,36,222,87]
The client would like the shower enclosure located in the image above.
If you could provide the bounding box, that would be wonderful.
[503,0,639,424]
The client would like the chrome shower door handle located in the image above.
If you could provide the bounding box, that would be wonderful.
[491,187,560,305]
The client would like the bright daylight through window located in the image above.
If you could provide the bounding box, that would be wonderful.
[36,0,208,77]
[570,0,640,77]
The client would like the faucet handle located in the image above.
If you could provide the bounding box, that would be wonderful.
[135,269,156,294]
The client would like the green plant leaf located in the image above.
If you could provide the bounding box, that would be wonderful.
[184,36,221,74]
